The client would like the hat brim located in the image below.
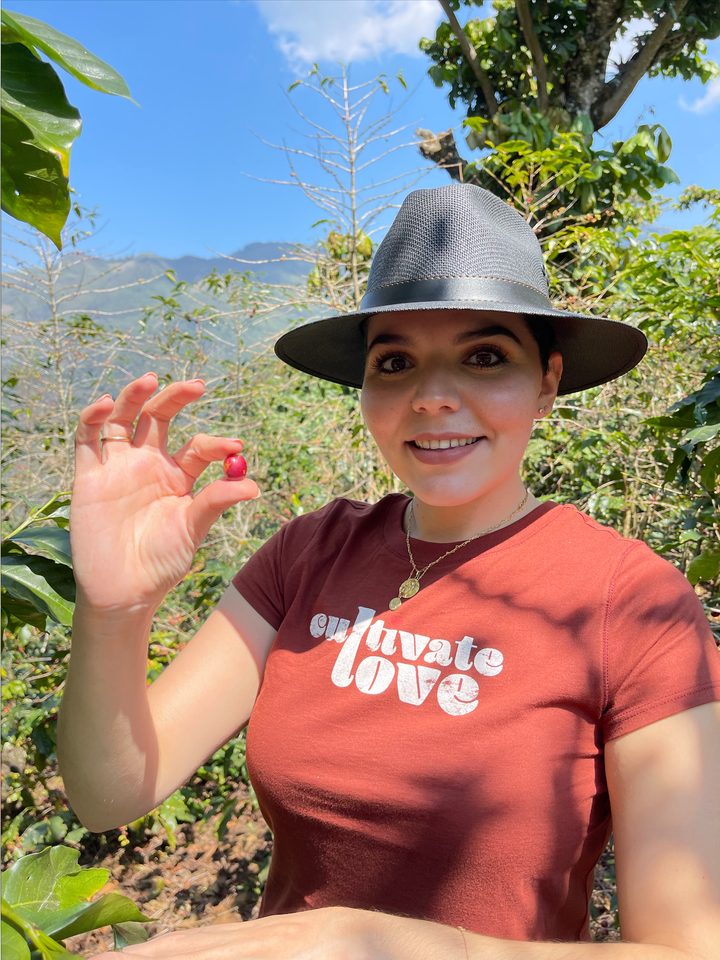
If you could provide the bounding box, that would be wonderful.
[274,300,647,396]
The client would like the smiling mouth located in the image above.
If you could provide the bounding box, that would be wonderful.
[412,437,481,450]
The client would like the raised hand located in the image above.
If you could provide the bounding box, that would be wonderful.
[70,373,259,615]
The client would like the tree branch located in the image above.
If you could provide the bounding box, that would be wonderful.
[595,0,690,128]
[438,0,498,117]
[515,0,548,112]
[416,128,472,183]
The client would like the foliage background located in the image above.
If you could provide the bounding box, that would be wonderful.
[2,2,720,948]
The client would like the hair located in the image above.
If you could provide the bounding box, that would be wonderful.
[523,314,557,373]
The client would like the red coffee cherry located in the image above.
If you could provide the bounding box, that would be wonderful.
[223,454,247,480]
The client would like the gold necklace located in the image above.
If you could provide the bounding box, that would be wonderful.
[389,489,530,611]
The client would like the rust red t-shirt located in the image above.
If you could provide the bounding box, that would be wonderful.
[232,495,720,942]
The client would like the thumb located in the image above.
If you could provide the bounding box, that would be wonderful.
[187,477,260,545]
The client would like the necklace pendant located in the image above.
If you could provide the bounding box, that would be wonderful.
[398,578,420,599]
[389,597,402,611]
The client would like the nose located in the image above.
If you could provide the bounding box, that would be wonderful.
[410,364,462,416]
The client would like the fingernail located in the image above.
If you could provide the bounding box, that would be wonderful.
[189,378,205,385]
[97,394,112,402]
[228,438,243,444]
[143,372,157,378]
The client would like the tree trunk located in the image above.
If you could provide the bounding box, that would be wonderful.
[561,0,625,123]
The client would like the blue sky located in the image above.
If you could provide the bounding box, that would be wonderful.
[3,0,719,260]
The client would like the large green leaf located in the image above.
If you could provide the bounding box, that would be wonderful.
[1,109,69,248]
[1,43,81,177]
[1,901,71,960]
[55,866,109,909]
[0,10,132,99]
[1,919,31,960]
[0,847,143,942]
[680,422,720,445]
[10,527,72,567]
[0,551,75,625]
[687,549,720,586]
[2,846,84,909]
[26,893,150,941]
[700,445,720,491]
[0,590,47,631]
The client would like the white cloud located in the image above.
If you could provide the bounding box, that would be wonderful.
[253,0,441,66]
[680,77,720,114]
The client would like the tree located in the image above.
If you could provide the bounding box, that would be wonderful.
[424,1,718,131]
[417,0,719,217]
[247,63,423,311]
[1,8,132,248]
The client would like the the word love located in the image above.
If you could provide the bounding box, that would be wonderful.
[309,607,503,717]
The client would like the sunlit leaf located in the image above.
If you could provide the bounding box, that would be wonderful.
[1,43,81,177]
[0,551,75,625]
[0,9,133,99]
[1,920,31,960]
[1,109,69,248]
[10,527,72,567]
[686,549,720,585]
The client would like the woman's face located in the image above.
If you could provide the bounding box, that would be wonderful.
[360,309,562,508]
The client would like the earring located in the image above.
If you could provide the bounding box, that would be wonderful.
[538,406,547,414]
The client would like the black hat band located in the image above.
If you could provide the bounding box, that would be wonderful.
[361,276,551,312]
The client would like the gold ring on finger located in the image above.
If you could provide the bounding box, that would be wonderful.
[100,436,133,444]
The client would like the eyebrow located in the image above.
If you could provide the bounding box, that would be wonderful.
[367,324,522,352]
[454,325,522,346]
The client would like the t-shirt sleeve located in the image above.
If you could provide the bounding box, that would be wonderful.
[231,502,341,629]
[602,542,720,742]
[231,523,289,630]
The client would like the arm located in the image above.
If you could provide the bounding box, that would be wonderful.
[57,373,269,832]
[117,702,720,959]
[58,586,275,832]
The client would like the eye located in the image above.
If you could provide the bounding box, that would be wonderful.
[372,352,412,374]
[466,346,508,368]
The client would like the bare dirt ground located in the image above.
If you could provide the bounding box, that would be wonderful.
[66,785,273,956]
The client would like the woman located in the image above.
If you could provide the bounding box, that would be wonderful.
[58,185,720,959]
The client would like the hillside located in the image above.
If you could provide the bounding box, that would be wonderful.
[1,242,311,332]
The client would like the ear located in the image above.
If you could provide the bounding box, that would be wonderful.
[535,351,563,419]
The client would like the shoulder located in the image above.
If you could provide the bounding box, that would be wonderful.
[271,493,405,559]
[547,503,667,568]
[540,502,702,603]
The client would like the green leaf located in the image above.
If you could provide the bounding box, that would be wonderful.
[2,847,84,910]
[1,109,69,248]
[0,553,75,625]
[9,528,72,567]
[0,10,133,99]
[113,922,149,950]
[700,445,720,491]
[0,43,81,177]
[55,867,109,910]
[656,126,672,163]
[0,590,46,631]
[643,415,695,429]
[23,894,149,941]
[680,422,720,445]
[686,549,720,586]
[155,791,193,851]
[1,920,31,960]
[1,901,72,960]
